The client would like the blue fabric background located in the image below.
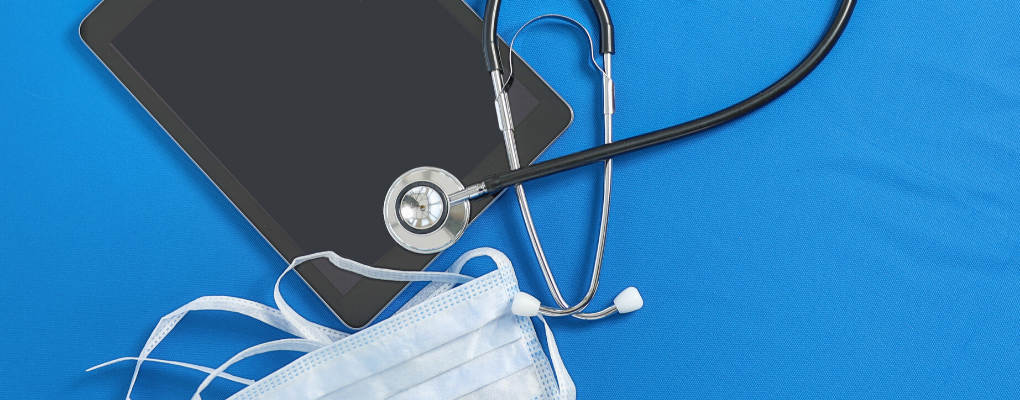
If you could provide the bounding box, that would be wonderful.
[2,0,1019,398]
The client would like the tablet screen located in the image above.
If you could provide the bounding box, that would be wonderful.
[90,0,569,327]
[111,0,539,265]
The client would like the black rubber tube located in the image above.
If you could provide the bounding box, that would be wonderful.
[480,0,856,192]
[588,0,615,54]
[483,0,615,71]
[482,0,503,71]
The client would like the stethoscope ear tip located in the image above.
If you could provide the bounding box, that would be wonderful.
[613,287,643,314]
[511,287,643,318]
[512,292,542,317]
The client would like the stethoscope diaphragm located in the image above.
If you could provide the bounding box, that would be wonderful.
[383,167,469,254]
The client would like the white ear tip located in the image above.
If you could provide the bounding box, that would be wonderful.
[614,287,643,314]
[512,292,541,317]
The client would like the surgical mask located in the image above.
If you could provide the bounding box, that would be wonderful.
[91,247,575,400]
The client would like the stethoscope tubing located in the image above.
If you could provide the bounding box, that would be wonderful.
[474,0,858,197]
[476,0,858,318]
[483,0,619,318]
[483,0,615,73]
[498,14,619,318]
[517,57,615,319]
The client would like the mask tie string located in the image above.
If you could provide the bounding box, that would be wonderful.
[188,252,483,399]
[272,251,475,345]
[199,251,578,400]
[190,338,327,400]
[395,247,501,313]
[87,356,256,386]
[92,251,476,400]
[537,315,577,400]
[97,295,347,400]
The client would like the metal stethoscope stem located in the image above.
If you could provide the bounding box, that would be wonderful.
[490,54,617,319]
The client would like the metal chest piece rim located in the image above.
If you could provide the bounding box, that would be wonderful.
[383,167,470,254]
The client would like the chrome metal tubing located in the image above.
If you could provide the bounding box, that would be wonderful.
[569,54,619,320]
[492,55,618,318]
[543,53,617,319]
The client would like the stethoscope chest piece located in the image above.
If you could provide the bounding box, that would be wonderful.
[384,167,469,254]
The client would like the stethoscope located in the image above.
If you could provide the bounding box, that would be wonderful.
[383,0,858,318]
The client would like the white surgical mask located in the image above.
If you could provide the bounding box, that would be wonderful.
[91,247,575,400]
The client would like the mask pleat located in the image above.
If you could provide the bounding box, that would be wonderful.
[237,275,508,399]
[320,313,523,399]
[385,339,534,400]
[218,248,573,400]
[455,365,545,400]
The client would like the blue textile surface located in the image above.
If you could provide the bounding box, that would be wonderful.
[2,0,1019,398]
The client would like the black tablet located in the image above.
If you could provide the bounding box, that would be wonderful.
[81,0,572,328]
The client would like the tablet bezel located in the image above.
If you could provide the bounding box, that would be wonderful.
[80,0,573,328]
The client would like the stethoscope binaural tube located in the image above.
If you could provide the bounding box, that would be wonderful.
[483,0,622,319]
[450,0,858,205]
[483,0,615,74]
[470,0,857,319]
